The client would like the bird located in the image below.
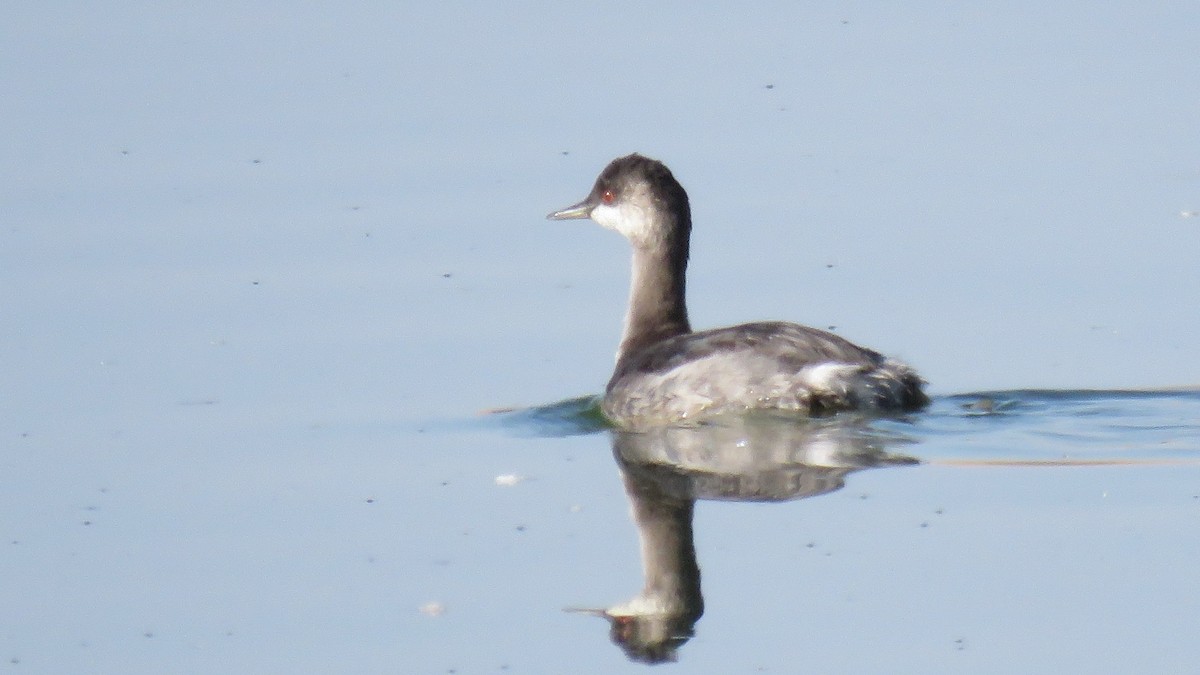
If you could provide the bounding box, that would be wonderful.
[547,153,927,428]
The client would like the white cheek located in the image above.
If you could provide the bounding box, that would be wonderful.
[591,202,652,241]
[589,203,621,231]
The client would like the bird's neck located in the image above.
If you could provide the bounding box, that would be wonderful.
[617,243,691,363]
[633,492,700,611]
[612,465,703,620]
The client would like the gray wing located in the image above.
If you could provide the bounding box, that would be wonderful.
[610,321,884,383]
[604,321,924,425]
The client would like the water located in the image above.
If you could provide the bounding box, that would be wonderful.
[3,3,1200,673]
[492,392,1200,671]
[5,390,1197,673]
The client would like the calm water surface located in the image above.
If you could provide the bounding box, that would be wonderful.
[10,389,1198,673]
[3,3,1199,674]
[488,390,1200,671]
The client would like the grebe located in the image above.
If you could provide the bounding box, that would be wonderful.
[547,154,927,427]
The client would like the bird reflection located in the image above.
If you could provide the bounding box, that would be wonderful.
[573,413,917,664]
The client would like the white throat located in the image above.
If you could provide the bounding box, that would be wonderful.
[591,201,656,243]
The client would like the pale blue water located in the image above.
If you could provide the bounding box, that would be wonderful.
[3,3,1200,674]
[489,391,1200,672]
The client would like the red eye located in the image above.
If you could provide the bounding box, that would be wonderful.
[601,189,615,205]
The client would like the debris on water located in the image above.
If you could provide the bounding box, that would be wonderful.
[957,395,1023,416]
[963,397,996,414]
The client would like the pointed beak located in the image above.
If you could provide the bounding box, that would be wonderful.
[563,606,613,619]
[546,199,593,221]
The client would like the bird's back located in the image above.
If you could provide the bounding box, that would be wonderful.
[603,321,926,426]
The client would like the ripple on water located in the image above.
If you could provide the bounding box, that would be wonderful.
[497,388,1200,465]
[912,388,1200,463]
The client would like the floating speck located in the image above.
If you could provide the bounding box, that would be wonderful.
[964,397,996,413]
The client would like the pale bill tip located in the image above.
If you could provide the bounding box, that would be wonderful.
[546,201,592,221]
